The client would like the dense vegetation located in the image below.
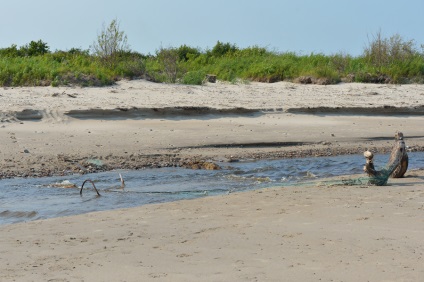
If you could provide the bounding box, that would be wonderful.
[1,24,424,87]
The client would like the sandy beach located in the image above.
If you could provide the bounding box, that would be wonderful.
[1,80,424,281]
[0,80,423,178]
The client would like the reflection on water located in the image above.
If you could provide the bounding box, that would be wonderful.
[1,152,423,225]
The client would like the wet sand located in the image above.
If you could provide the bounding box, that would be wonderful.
[1,80,424,281]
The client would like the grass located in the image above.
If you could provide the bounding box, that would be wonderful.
[1,33,424,87]
[0,54,114,87]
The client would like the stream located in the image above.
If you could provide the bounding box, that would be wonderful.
[1,152,423,225]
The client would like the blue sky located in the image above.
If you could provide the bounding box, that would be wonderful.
[1,0,423,56]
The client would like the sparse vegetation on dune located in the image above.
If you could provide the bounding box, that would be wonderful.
[1,23,424,87]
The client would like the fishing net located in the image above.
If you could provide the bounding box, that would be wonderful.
[279,133,407,188]
[309,136,406,187]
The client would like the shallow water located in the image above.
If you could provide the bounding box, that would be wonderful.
[1,152,423,225]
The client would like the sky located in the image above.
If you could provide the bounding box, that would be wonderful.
[1,0,424,56]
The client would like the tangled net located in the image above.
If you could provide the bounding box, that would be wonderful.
[289,132,408,188]
[326,133,407,187]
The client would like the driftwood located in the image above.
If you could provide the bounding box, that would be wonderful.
[363,131,407,185]
[80,180,101,196]
[389,132,408,178]
[205,74,217,83]
[80,173,125,196]
[119,173,126,188]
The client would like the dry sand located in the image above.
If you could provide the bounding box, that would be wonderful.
[0,80,423,177]
[1,80,424,281]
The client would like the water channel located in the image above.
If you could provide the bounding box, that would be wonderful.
[1,152,423,225]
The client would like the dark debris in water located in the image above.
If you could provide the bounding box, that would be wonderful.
[0,210,38,219]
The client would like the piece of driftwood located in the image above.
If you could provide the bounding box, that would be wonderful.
[205,74,217,83]
[80,180,101,196]
[118,173,125,189]
[363,132,407,185]
[389,132,408,178]
[80,173,125,196]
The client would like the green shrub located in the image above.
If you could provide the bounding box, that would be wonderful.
[209,41,239,57]
[181,70,206,85]
[0,44,20,57]
[177,45,201,61]
[19,40,50,56]
[363,31,418,69]
[235,46,269,57]
[91,19,130,67]
[154,47,183,83]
